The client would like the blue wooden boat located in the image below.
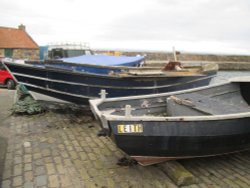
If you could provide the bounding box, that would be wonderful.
[90,77,250,165]
[4,60,218,106]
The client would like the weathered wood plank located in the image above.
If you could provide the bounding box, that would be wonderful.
[159,161,197,186]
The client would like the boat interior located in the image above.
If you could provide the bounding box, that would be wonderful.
[24,60,217,77]
[98,82,250,117]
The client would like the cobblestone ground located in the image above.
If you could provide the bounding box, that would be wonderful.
[181,152,250,188]
[0,89,250,188]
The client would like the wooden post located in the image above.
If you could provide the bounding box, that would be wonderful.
[172,46,177,61]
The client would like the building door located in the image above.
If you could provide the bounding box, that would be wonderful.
[4,49,13,58]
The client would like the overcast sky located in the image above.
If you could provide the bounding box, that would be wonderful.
[1,0,250,54]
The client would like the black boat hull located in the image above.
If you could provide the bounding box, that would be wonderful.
[108,117,250,164]
[5,62,217,105]
[90,79,250,165]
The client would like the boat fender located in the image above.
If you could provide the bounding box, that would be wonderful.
[97,128,110,137]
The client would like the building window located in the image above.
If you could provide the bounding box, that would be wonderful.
[4,49,13,58]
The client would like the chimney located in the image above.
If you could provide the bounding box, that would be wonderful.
[18,24,26,31]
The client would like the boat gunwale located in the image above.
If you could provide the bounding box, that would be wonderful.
[89,79,250,122]
[3,61,217,79]
[103,111,250,122]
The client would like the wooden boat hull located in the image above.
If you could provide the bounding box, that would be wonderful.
[90,79,250,165]
[4,62,217,106]
[108,117,250,165]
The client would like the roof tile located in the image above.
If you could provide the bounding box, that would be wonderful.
[0,26,39,49]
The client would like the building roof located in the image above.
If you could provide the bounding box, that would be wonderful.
[0,26,39,49]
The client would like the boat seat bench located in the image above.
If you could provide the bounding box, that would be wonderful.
[167,93,249,116]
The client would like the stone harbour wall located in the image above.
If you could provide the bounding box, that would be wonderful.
[96,50,250,70]
[121,51,250,62]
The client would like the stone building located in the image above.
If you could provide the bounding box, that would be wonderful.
[0,24,39,60]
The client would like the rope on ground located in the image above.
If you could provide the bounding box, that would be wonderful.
[11,85,45,115]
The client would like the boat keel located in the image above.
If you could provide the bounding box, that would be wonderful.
[131,156,177,166]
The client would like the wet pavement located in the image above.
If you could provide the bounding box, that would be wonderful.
[0,88,250,188]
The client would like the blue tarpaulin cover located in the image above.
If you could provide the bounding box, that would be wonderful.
[61,54,144,67]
